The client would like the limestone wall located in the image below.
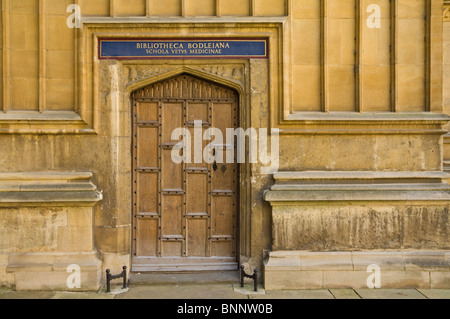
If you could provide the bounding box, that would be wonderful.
[0,0,443,120]
[0,173,102,289]
[0,0,448,290]
[444,4,450,162]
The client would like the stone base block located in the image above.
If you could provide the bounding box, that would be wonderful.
[6,251,102,291]
[101,252,130,280]
[0,254,14,287]
[264,250,450,290]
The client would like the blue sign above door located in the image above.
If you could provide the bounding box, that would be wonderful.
[98,38,268,60]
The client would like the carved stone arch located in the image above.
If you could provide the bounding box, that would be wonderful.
[126,66,244,98]
[132,73,239,101]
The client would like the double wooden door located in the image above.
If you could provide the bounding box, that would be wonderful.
[131,74,238,271]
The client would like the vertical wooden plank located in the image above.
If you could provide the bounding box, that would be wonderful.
[211,195,233,237]
[211,241,233,257]
[186,219,208,256]
[187,102,208,123]
[161,195,183,236]
[182,99,187,258]
[212,102,233,140]
[157,100,162,257]
[133,98,162,257]
[137,127,158,168]
[212,102,236,166]
[161,102,183,143]
[162,149,183,189]
[161,101,183,190]
[136,218,158,256]
[132,99,137,256]
[211,152,234,191]
[161,241,183,256]
[137,101,158,122]
[207,171,212,258]
[186,127,207,168]
[186,173,208,213]
[137,173,158,213]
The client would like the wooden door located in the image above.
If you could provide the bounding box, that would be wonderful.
[131,74,239,272]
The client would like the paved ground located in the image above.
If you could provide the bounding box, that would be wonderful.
[0,284,449,299]
[1,271,449,300]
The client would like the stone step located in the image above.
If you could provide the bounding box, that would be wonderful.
[129,270,240,286]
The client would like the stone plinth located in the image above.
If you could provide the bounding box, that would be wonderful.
[264,250,450,290]
[264,171,450,289]
[0,172,103,291]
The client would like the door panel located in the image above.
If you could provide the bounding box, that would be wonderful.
[161,103,183,143]
[211,195,234,237]
[137,173,158,213]
[136,218,158,257]
[161,194,183,236]
[161,150,183,190]
[187,102,208,123]
[136,127,158,168]
[187,218,208,257]
[186,173,208,214]
[132,74,238,271]
[137,102,158,122]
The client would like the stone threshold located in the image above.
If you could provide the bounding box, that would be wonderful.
[129,270,240,286]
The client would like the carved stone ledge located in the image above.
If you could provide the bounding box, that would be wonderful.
[0,172,103,207]
[264,171,450,204]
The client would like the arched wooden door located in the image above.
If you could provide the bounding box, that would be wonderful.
[131,74,239,272]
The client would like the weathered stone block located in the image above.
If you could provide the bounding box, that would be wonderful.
[431,272,450,288]
[264,269,323,290]
[264,250,449,289]
[94,226,131,253]
[8,252,102,291]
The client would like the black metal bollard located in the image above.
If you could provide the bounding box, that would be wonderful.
[240,265,258,292]
[106,266,128,293]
